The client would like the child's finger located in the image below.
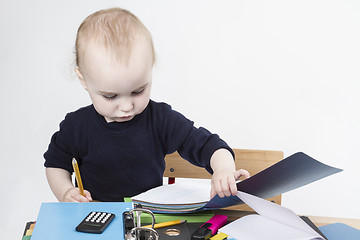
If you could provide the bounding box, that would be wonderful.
[210,186,216,199]
[228,175,238,196]
[73,193,91,202]
[84,190,93,201]
[221,183,231,197]
[234,169,250,180]
[211,180,225,198]
[74,188,91,202]
[219,175,234,197]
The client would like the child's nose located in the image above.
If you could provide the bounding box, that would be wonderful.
[118,98,133,112]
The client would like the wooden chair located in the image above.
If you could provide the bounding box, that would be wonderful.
[164,149,284,211]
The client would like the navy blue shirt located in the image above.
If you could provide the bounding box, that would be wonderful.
[44,100,233,201]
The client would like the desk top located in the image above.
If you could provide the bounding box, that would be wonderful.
[308,215,360,229]
[24,208,360,240]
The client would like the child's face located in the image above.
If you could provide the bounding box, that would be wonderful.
[75,38,153,123]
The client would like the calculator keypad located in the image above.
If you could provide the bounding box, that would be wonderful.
[76,211,115,234]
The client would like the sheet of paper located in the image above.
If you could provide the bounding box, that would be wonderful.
[237,191,321,236]
[219,191,324,240]
[220,214,321,240]
[132,179,211,204]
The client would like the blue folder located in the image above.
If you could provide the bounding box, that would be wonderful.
[319,223,360,240]
[31,202,133,240]
[204,152,342,210]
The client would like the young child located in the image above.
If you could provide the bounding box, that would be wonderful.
[44,8,250,202]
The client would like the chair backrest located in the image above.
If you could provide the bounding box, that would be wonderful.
[164,149,284,211]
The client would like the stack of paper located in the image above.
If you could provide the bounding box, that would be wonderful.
[131,179,211,212]
[132,152,342,213]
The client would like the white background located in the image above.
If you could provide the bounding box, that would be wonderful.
[0,0,359,239]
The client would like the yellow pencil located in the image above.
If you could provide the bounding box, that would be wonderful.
[143,220,186,229]
[72,158,85,197]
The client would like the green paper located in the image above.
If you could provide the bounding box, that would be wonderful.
[140,211,214,223]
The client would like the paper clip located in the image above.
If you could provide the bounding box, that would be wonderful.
[123,208,159,240]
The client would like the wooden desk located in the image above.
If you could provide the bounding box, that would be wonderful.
[213,209,360,230]
[308,215,360,229]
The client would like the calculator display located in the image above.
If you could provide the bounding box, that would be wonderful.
[84,222,101,227]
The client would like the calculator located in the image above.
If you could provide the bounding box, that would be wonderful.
[76,211,115,234]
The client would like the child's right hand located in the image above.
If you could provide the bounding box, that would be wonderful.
[61,187,93,202]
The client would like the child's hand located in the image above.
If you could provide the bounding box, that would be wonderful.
[61,187,93,202]
[210,168,250,199]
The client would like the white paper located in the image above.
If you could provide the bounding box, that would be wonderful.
[219,191,324,240]
[132,178,211,204]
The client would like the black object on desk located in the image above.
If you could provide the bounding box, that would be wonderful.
[156,222,200,240]
[76,211,115,234]
[300,216,328,240]
[191,223,213,240]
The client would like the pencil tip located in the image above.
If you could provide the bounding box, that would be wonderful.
[72,158,77,164]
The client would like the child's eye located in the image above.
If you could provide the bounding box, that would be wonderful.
[132,88,145,95]
[103,95,117,100]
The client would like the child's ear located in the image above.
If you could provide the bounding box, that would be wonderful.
[74,67,88,91]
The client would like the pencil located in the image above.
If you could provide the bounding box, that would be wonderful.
[72,158,85,197]
[143,220,186,229]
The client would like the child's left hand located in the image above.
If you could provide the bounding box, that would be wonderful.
[210,168,250,199]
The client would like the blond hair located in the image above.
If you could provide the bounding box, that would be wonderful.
[75,8,155,67]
